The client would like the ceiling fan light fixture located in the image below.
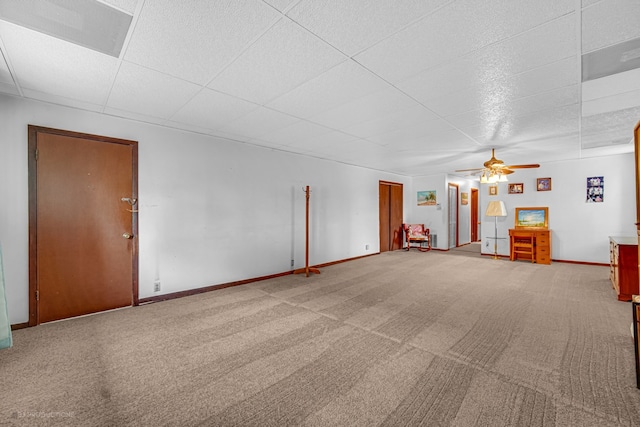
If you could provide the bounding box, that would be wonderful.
[498,173,508,182]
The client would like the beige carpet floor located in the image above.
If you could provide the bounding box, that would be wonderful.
[1,250,639,426]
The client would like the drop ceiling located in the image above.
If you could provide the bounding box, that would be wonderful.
[1,0,640,177]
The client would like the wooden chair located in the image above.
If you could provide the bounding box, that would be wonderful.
[510,233,535,262]
[403,224,431,252]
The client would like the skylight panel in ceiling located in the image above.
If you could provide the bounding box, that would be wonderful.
[0,0,132,57]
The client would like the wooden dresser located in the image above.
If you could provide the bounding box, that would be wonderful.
[508,229,551,264]
[609,236,639,301]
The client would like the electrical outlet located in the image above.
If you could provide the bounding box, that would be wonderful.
[365,244,369,250]
[153,280,161,292]
[291,259,294,267]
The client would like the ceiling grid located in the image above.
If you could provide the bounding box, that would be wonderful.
[0,0,638,176]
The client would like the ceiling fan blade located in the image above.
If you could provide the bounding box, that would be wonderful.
[455,167,484,172]
[505,164,540,169]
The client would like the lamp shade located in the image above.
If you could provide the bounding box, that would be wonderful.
[485,200,507,217]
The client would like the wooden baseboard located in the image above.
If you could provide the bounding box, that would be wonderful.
[139,252,380,305]
[10,322,29,330]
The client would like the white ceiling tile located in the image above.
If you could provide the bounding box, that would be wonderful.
[100,0,138,14]
[427,83,579,122]
[341,104,441,139]
[124,0,280,85]
[399,24,577,112]
[389,129,476,152]
[267,60,389,118]
[308,87,423,130]
[0,21,118,105]
[369,121,473,150]
[367,118,456,146]
[171,88,259,131]
[0,49,14,85]
[290,130,359,154]
[287,0,450,56]
[581,105,640,137]
[107,62,201,119]
[581,0,601,8]
[217,106,300,140]
[460,104,580,145]
[328,139,390,163]
[262,0,298,13]
[103,105,167,126]
[208,19,345,105]
[355,0,576,83]
[582,0,640,53]
[251,119,334,147]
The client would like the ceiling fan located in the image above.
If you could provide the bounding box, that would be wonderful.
[455,148,540,183]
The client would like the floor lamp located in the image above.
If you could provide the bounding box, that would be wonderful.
[485,200,507,259]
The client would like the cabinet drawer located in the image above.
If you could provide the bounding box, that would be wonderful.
[537,246,549,255]
[537,254,551,264]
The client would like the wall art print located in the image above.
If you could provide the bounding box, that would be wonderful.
[586,176,604,203]
[417,190,436,206]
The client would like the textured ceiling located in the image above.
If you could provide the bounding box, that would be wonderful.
[1,0,640,177]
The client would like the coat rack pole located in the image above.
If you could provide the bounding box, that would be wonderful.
[294,185,320,277]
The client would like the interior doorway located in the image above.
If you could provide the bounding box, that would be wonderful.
[28,126,138,325]
[379,181,403,252]
[448,183,459,248]
[471,188,479,242]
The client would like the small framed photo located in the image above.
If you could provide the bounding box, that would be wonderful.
[489,185,498,196]
[508,183,524,194]
[537,177,551,191]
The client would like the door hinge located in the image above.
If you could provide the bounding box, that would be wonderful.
[35,149,39,161]
[35,290,39,301]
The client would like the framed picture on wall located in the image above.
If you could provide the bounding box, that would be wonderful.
[537,177,551,191]
[508,183,523,194]
[488,185,498,196]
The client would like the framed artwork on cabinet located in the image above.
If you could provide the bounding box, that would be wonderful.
[515,207,548,229]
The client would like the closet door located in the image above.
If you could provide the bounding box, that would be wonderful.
[379,181,403,252]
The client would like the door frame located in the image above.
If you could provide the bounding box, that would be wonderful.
[379,180,403,252]
[471,188,479,242]
[448,183,459,248]
[28,125,139,326]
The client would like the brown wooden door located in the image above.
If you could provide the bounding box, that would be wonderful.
[471,188,479,241]
[29,126,138,324]
[379,181,403,252]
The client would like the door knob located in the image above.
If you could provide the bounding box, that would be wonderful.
[122,232,134,239]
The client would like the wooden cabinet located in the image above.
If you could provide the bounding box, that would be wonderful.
[509,229,551,264]
[609,236,639,301]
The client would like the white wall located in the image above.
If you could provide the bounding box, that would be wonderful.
[0,95,409,324]
[408,154,635,263]
[478,154,636,262]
